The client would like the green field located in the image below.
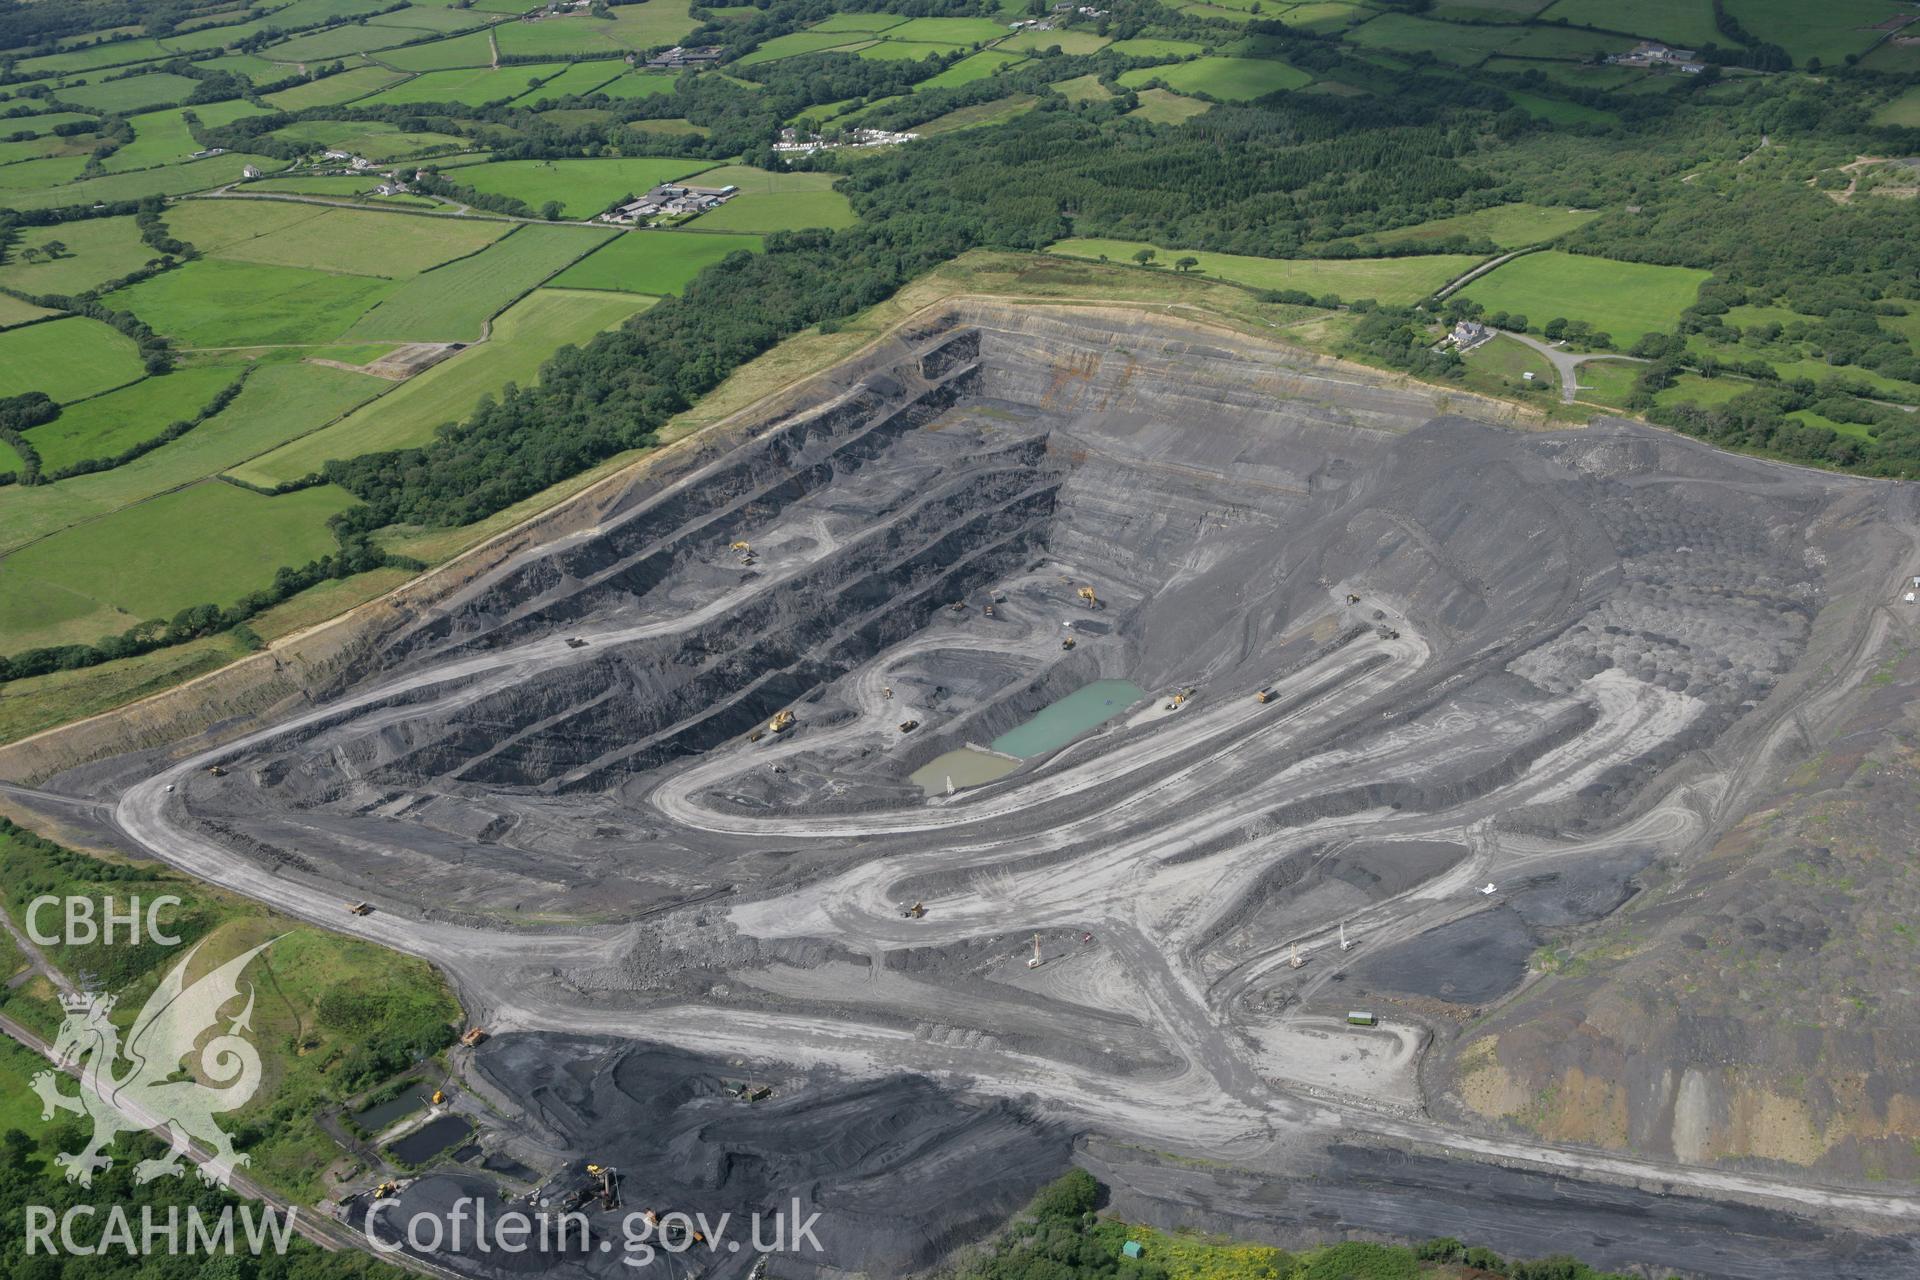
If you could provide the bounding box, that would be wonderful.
[0,480,356,650]
[106,258,394,346]
[1873,85,1920,128]
[0,112,101,138]
[1505,88,1617,125]
[810,11,910,32]
[25,364,242,472]
[58,72,203,114]
[1107,38,1207,57]
[173,202,509,278]
[1568,357,1642,407]
[1117,56,1312,100]
[362,62,575,106]
[2,152,268,211]
[1052,73,1113,103]
[0,361,385,558]
[1460,333,1556,393]
[999,28,1110,55]
[1129,87,1213,124]
[552,230,764,294]
[512,61,629,103]
[594,71,681,99]
[1721,0,1902,65]
[1655,372,1752,411]
[856,41,957,61]
[0,215,158,295]
[1345,12,1521,65]
[0,297,55,329]
[1047,239,1480,303]
[915,93,1040,136]
[920,50,1028,88]
[344,223,614,342]
[262,64,411,110]
[886,16,1014,43]
[379,28,497,70]
[0,316,145,404]
[268,119,469,161]
[258,21,424,62]
[684,166,857,232]
[1457,249,1712,347]
[735,30,874,65]
[1328,203,1599,251]
[105,101,270,172]
[233,288,655,486]
[452,156,714,218]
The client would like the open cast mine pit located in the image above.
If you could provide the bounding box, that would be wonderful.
[38,303,1920,1277]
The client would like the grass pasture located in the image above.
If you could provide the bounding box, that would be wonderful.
[1873,85,1920,128]
[511,61,629,103]
[1344,13,1520,65]
[552,230,764,295]
[1106,38,1207,57]
[58,72,202,114]
[362,63,575,107]
[0,215,157,296]
[23,365,242,472]
[0,317,144,404]
[0,297,55,329]
[233,288,655,487]
[684,166,856,232]
[262,65,411,110]
[0,480,356,650]
[1456,249,1711,347]
[379,28,497,70]
[1117,56,1311,100]
[1046,239,1479,304]
[0,361,385,560]
[1052,73,1113,102]
[2,152,268,211]
[885,16,1014,43]
[998,28,1111,55]
[344,224,614,342]
[174,203,508,278]
[913,93,1039,136]
[106,258,395,347]
[735,30,874,65]
[1129,87,1213,124]
[919,50,1027,88]
[452,156,715,218]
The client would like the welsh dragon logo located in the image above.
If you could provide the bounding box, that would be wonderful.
[31,939,274,1188]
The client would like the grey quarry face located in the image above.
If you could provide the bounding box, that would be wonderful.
[88,306,1920,1277]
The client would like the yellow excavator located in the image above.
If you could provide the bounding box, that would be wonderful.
[1077,586,1098,608]
[769,709,795,733]
[431,1089,447,1106]
[1164,687,1193,711]
[730,540,751,552]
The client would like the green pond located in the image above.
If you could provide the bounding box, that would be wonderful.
[908,679,1146,797]
[990,679,1145,758]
